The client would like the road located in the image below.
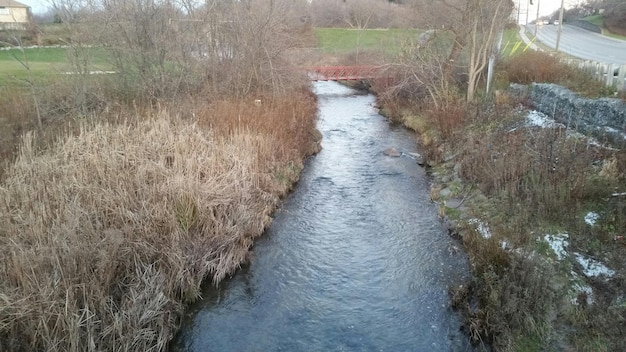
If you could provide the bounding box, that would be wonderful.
[529,24,626,65]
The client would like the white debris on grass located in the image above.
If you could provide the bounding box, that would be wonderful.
[584,212,600,226]
[601,126,626,140]
[526,110,565,128]
[525,111,606,147]
[63,71,117,75]
[570,272,595,305]
[544,233,569,260]
[468,219,492,239]
[574,252,615,278]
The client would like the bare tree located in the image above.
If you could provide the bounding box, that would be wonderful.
[95,0,184,99]
[385,29,457,108]
[50,0,101,115]
[309,0,350,27]
[405,0,513,102]
[465,0,512,102]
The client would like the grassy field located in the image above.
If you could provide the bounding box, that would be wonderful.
[582,15,626,40]
[584,14,604,27]
[315,28,420,55]
[0,46,112,84]
[2,28,419,81]
[500,27,532,57]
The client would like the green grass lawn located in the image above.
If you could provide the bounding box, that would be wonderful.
[584,14,604,27]
[0,47,113,84]
[500,28,531,57]
[315,28,420,55]
[582,15,626,40]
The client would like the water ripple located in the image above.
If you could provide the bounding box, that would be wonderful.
[173,81,473,352]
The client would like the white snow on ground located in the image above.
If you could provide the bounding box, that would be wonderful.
[574,252,615,278]
[468,219,491,239]
[525,111,607,147]
[544,234,569,260]
[526,110,564,128]
[584,212,599,226]
[570,272,595,305]
[602,126,626,140]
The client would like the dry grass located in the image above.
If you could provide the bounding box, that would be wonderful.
[500,50,618,98]
[501,50,570,85]
[380,52,626,350]
[0,92,319,351]
[0,87,38,173]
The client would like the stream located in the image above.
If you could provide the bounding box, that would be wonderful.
[172,81,473,351]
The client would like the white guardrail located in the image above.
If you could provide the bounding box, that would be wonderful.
[560,58,626,92]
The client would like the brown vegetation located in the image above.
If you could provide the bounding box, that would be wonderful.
[0,1,321,351]
[0,94,319,352]
[500,50,619,98]
[379,47,626,351]
[601,0,626,36]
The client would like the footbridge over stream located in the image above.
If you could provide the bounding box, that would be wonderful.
[308,65,387,82]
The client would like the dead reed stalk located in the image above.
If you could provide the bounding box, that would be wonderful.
[0,93,319,351]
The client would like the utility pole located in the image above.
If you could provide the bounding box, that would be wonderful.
[526,0,530,26]
[555,0,565,51]
[534,0,540,36]
[525,0,529,25]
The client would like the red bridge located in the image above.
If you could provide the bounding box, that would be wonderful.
[308,65,384,81]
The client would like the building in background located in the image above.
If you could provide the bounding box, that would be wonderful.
[0,0,31,30]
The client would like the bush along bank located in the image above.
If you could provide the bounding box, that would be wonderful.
[0,94,321,352]
[376,89,626,351]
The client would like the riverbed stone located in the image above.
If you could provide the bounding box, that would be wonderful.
[408,152,425,165]
[445,197,465,209]
[383,147,401,157]
[439,187,452,198]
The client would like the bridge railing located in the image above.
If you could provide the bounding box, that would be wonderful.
[308,65,382,81]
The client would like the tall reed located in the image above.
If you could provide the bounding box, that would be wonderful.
[0,92,319,351]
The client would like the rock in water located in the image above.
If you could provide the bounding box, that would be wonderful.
[383,148,401,157]
[408,152,425,165]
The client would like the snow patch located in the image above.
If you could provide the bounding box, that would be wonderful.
[570,272,595,305]
[544,234,569,260]
[584,212,599,226]
[526,110,564,128]
[574,253,615,278]
[468,219,491,239]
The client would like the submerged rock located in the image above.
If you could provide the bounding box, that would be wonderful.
[383,147,401,157]
[407,152,425,165]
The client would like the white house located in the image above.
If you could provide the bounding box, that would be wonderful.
[0,0,31,30]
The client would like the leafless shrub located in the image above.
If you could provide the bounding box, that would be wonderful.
[309,0,414,28]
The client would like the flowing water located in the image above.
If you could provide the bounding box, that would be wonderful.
[173,81,473,351]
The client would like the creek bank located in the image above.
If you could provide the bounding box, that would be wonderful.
[376,85,625,350]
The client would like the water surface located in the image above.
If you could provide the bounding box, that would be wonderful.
[173,81,472,351]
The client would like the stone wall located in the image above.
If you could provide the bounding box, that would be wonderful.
[511,83,626,145]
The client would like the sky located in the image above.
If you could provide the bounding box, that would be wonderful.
[515,0,583,23]
[21,0,583,17]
